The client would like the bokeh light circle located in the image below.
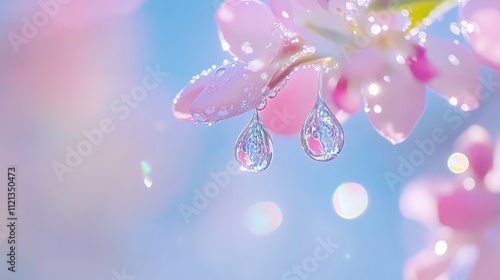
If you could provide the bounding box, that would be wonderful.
[447,153,469,174]
[245,201,283,236]
[333,183,369,220]
[434,240,448,255]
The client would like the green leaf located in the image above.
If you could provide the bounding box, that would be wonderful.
[369,0,456,31]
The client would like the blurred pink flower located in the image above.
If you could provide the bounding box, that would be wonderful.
[401,126,500,280]
[334,34,480,144]
[53,0,146,28]
[461,0,500,72]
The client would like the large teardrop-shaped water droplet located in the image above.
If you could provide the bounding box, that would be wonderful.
[301,99,344,161]
[235,110,273,173]
[301,66,344,161]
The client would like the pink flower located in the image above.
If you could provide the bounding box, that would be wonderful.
[401,126,500,280]
[173,0,340,125]
[172,0,487,171]
[173,0,349,171]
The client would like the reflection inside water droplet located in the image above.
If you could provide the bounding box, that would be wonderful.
[234,110,273,173]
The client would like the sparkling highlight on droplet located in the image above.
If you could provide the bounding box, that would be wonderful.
[144,176,153,188]
[245,201,283,236]
[447,153,469,174]
[333,183,369,220]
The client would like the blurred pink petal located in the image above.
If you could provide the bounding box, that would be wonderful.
[270,0,323,33]
[331,77,362,114]
[333,47,386,113]
[173,72,215,121]
[189,61,277,123]
[404,247,456,280]
[461,0,500,72]
[216,0,283,64]
[400,177,452,228]
[455,125,494,180]
[315,0,330,9]
[438,188,500,231]
[260,67,318,135]
[407,45,438,82]
[405,230,469,280]
[365,65,425,144]
[485,140,500,193]
[469,227,500,280]
[260,67,346,135]
[424,37,480,110]
[342,47,386,84]
[53,0,146,28]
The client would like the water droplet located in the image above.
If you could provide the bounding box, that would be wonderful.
[193,113,207,122]
[301,99,344,161]
[257,97,267,110]
[301,69,344,161]
[234,111,273,173]
[217,106,230,117]
[206,85,216,93]
[205,106,216,115]
[214,67,227,77]
[302,45,316,54]
[241,100,250,110]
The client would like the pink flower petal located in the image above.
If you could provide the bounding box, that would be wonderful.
[365,64,426,144]
[189,61,277,123]
[270,0,323,33]
[485,140,500,193]
[404,233,464,280]
[404,248,456,280]
[424,37,480,110]
[216,0,283,64]
[407,45,438,82]
[333,47,386,113]
[438,188,500,230]
[455,125,493,180]
[270,0,351,59]
[259,67,318,135]
[400,177,452,228]
[331,77,363,114]
[315,0,330,9]
[461,0,500,72]
[173,72,216,121]
[469,228,500,280]
[342,47,386,83]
